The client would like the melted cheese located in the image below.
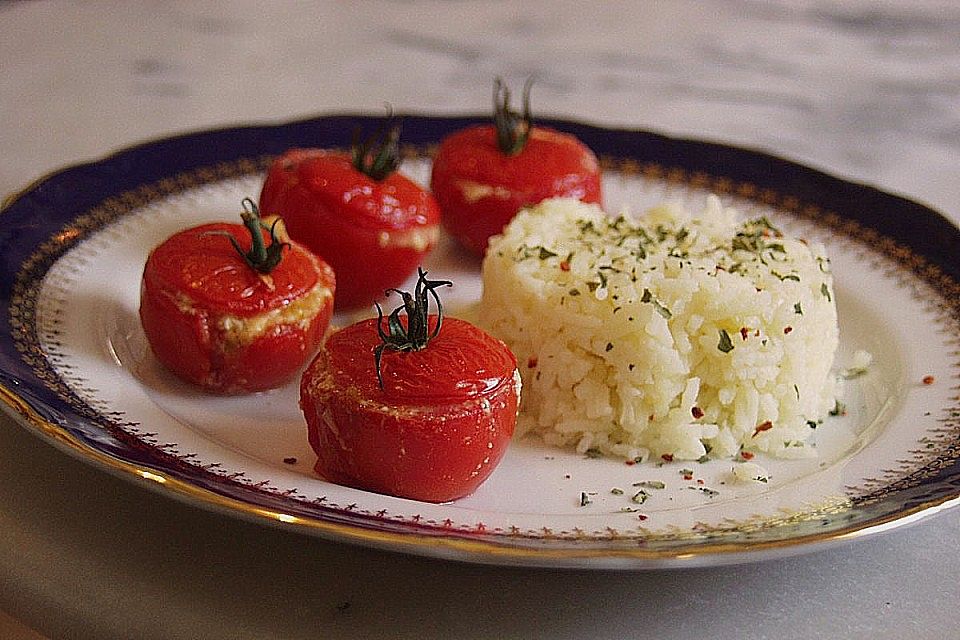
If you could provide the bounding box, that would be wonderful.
[376,225,440,252]
[456,180,513,204]
[171,279,332,352]
[216,283,332,351]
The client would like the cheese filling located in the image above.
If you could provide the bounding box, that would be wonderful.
[172,281,332,352]
[375,225,440,252]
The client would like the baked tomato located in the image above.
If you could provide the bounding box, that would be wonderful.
[430,79,602,255]
[140,198,335,394]
[300,269,520,502]
[259,121,440,310]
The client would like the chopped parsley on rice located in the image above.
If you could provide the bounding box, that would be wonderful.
[480,197,838,462]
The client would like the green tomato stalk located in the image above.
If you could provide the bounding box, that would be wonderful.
[209,198,289,275]
[493,77,533,156]
[374,268,453,389]
[353,113,402,181]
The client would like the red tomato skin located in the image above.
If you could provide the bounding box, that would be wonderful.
[259,149,441,310]
[430,125,602,255]
[300,317,519,502]
[140,222,335,394]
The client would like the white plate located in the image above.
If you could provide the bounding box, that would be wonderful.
[3,115,958,568]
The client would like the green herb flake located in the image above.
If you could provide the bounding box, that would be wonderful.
[794,302,803,315]
[605,342,614,352]
[631,490,649,504]
[718,329,735,353]
[821,283,832,302]
[689,486,720,498]
[584,448,603,459]
[653,300,672,319]
[633,480,667,489]
[828,399,846,416]
[840,367,868,380]
[568,288,581,297]
[538,247,557,260]
[610,488,624,495]
[640,288,672,319]
[519,245,558,261]
[633,480,666,490]
[579,492,592,507]
[754,216,782,235]
[732,235,755,253]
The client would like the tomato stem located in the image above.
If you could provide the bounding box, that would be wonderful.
[207,198,290,274]
[493,77,532,156]
[352,112,402,181]
[373,268,453,389]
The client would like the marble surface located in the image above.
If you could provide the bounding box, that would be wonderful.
[1,1,958,638]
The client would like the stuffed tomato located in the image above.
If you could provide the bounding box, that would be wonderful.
[260,121,440,310]
[431,79,602,255]
[300,270,520,502]
[140,199,335,394]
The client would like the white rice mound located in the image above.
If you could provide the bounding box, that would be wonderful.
[479,197,838,462]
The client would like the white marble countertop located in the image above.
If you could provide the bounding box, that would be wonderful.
[1,1,958,638]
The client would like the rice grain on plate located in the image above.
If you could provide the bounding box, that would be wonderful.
[479,197,838,461]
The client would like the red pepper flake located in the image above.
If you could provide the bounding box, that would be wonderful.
[783,326,793,334]
[625,459,636,466]
[682,474,693,481]
[282,457,297,464]
[661,453,674,462]
[922,375,935,385]
[752,420,773,437]
[637,514,648,521]
[691,406,704,419]
[741,451,754,460]
[559,261,571,272]
[740,327,749,340]
[527,355,538,369]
